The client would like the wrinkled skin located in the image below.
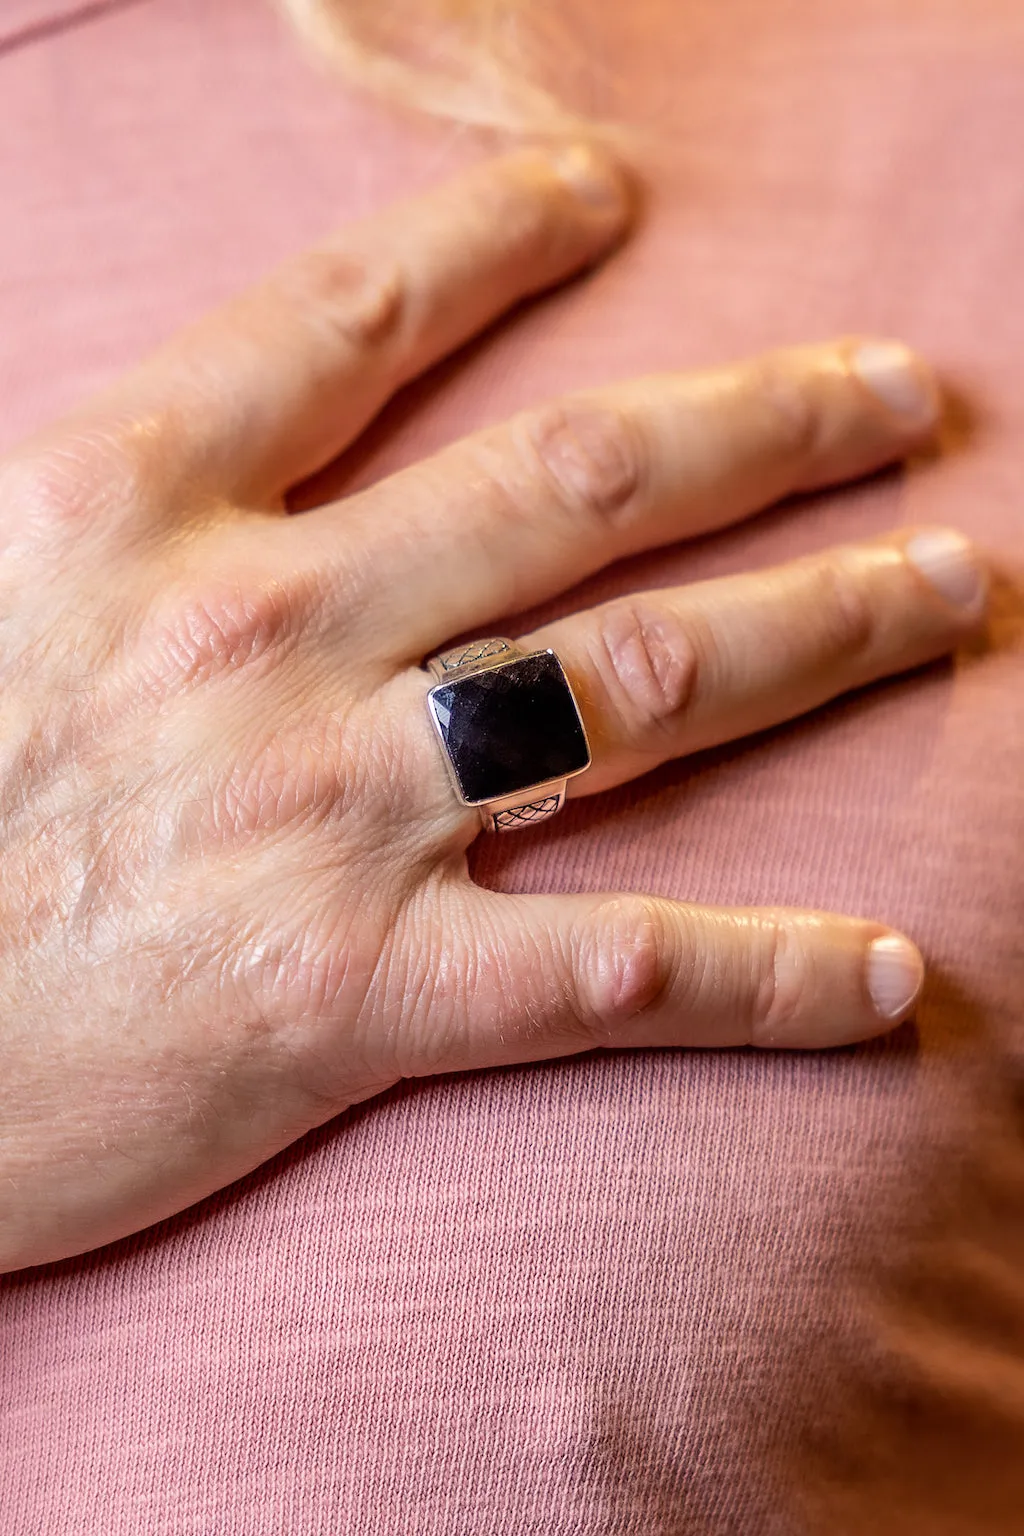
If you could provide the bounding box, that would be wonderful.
[0,147,986,1271]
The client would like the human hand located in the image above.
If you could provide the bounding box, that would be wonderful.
[0,148,987,1271]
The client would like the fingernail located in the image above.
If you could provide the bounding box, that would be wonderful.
[866,934,924,1021]
[851,341,939,427]
[551,142,630,219]
[904,529,987,614]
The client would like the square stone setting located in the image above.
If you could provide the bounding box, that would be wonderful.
[428,650,591,805]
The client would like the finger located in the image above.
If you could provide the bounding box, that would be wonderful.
[318,337,941,661]
[90,145,632,504]
[516,527,987,797]
[392,888,925,1079]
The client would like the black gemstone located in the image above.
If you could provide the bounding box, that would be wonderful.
[429,651,590,803]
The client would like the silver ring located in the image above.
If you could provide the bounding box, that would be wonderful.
[424,638,591,832]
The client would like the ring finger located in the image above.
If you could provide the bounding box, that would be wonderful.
[398,526,986,825]
[525,526,986,798]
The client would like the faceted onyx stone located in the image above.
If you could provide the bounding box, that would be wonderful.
[428,650,591,804]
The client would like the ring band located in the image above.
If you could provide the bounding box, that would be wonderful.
[425,638,592,832]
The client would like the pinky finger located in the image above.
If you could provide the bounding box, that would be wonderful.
[403,888,925,1077]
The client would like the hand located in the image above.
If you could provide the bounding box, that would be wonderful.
[0,147,986,1272]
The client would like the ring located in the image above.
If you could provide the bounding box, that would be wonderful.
[425,638,592,831]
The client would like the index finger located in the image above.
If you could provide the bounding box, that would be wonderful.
[84,146,632,506]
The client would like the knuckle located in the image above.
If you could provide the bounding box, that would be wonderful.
[0,438,119,544]
[523,399,643,526]
[280,248,405,354]
[575,897,668,1043]
[749,917,807,1045]
[0,452,72,536]
[752,356,821,463]
[590,598,698,748]
[135,565,317,698]
[0,416,180,555]
[802,557,875,665]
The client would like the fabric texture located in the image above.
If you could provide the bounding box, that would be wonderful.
[1,0,1024,1531]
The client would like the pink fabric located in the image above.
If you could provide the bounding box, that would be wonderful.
[1,0,1023,1530]
[0,2,121,40]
